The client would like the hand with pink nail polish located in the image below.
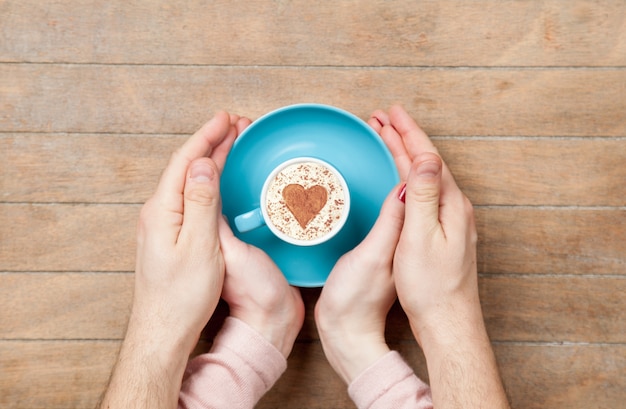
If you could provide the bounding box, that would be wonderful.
[315,184,405,384]
[218,216,305,359]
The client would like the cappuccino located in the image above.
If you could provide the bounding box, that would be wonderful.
[265,160,347,242]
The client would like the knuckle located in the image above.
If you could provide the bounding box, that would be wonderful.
[410,185,440,204]
[137,200,154,229]
[185,185,219,206]
[169,147,184,164]
[136,200,155,243]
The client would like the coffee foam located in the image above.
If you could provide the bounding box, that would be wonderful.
[265,161,346,241]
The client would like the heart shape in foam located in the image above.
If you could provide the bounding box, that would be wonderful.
[282,184,328,228]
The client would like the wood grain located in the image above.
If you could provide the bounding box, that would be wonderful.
[476,207,626,275]
[0,204,138,272]
[484,343,626,409]
[0,341,117,409]
[1,340,623,409]
[478,275,626,343]
[2,273,624,343]
[1,0,624,407]
[2,0,625,67]
[0,273,133,340]
[3,134,625,205]
[2,204,623,275]
[437,138,626,207]
[2,65,625,137]
[0,134,179,204]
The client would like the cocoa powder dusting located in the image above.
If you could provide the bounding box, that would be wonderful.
[265,161,346,241]
[282,184,328,228]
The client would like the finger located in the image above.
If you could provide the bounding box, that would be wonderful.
[387,105,460,199]
[354,183,407,262]
[403,152,444,241]
[367,109,390,134]
[380,124,412,179]
[208,123,238,171]
[367,117,383,134]
[217,214,239,251]
[155,111,231,212]
[438,177,475,241]
[235,116,252,134]
[211,117,252,171]
[370,109,391,126]
[388,105,439,157]
[178,158,222,249]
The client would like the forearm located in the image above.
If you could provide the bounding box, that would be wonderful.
[99,317,194,409]
[415,306,509,409]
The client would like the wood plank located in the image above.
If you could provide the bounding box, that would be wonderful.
[0,273,133,340]
[478,275,626,343]
[2,274,624,343]
[2,204,623,275]
[1,0,625,67]
[0,341,118,409]
[494,343,626,409]
[476,207,626,275]
[3,134,625,206]
[437,138,626,207]
[2,65,625,137]
[0,204,138,272]
[0,340,623,409]
[0,134,182,204]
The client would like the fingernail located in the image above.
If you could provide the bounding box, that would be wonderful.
[189,161,216,182]
[372,116,384,127]
[398,183,407,203]
[416,159,441,178]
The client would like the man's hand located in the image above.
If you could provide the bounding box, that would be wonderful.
[373,105,510,408]
[99,112,247,409]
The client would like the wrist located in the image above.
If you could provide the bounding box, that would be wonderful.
[408,303,509,409]
[238,314,302,359]
[227,287,305,359]
[124,310,197,368]
[318,329,390,384]
[101,318,192,409]
[408,300,490,354]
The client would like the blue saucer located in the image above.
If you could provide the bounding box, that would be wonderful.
[221,104,399,287]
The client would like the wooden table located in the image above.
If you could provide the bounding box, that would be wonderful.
[1,1,625,408]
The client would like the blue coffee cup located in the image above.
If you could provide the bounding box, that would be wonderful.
[234,157,351,246]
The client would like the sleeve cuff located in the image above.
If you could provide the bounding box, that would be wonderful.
[179,317,288,409]
[208,316,287,389]
[348,350,432,409]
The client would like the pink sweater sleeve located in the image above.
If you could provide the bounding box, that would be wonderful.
[348,351,433,409]
[178,317,286,409]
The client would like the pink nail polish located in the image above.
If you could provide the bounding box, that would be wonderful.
[398,183,407,203]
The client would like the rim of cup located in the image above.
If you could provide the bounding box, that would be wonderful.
[260,157,351,246]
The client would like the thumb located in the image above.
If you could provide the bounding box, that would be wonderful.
[355,183,406,259]
[217,214,243,256]
[178,157,221,246]
[403,152,443,237]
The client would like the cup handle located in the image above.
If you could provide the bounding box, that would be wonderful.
[234,208,265,233]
